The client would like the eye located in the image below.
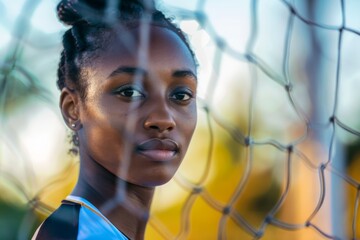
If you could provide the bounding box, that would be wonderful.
[113,85,145,99]
[170,88,194,103]
[120,88,143,98]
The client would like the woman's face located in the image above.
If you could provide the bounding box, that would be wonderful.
[77,26,197,187]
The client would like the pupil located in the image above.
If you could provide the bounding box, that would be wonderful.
[177,93,185,99]
[124,90,134,97]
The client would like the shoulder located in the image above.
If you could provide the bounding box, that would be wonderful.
[32,200,81,240]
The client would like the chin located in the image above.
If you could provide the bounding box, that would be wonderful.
[142,178,172,187]
[141,171,177,187]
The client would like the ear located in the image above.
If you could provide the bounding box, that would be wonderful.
[60,87,80,129]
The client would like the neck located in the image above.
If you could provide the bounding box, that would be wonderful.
[72,156,155,240]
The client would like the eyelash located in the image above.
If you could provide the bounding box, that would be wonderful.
[170,89,194,103]
[113,86,145,99]
[113,86,194,103]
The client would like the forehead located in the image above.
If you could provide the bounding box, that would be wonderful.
[87,25,196,80]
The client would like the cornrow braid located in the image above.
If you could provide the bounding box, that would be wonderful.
[57,0,84,26]
[57,50,66,90]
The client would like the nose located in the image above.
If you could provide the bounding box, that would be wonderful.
[144,102,176,132]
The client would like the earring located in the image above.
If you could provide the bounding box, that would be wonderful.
[71,123,76,128]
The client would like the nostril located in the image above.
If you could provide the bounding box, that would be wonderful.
[147,124,174,132]
[144,110,176,132]
[165,126,174,132]
[144,118,176,132]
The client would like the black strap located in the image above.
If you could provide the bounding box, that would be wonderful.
[35,200,81,240]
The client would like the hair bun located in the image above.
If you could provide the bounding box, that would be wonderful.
[57,0,83,25]
[57,0,156,26]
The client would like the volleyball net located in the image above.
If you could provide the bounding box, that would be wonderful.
[1,0,360,239]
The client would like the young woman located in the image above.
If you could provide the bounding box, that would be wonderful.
[32,0,197,239]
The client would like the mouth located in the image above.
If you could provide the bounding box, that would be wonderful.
[136,138,179,162]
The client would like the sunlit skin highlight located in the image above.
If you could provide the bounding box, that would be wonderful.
[60,25,197,240]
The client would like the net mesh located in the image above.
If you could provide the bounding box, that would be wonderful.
[1,0,360,239]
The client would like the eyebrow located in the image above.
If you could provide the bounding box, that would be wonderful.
[172,70,197,82]
[108,66,146,78]
[108,66,197,82]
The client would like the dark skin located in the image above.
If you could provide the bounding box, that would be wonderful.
[60,26,197,240]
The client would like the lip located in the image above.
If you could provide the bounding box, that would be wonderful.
[136,138,179,162]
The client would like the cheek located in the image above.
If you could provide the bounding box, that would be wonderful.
[188,103,198,130]
[78,110,128,171]
[178,105,197,146]
[80,124,123,158]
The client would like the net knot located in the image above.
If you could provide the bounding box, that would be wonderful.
[287,145,294,153]
[329,115,336,123]
[192,186,203,194]
[320,163,326,171]
[202,104,210,113]
[244,136,252,146]
[195,11,206,25]
[265,215,272,223]
[216,37,226,50]
[222,206,231,215]
[255,231,263,238]
[284,83,293,92]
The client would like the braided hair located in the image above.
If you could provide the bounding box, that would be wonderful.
[56,0,195,100]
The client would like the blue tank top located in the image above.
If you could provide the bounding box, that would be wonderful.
[32,195,129,239]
